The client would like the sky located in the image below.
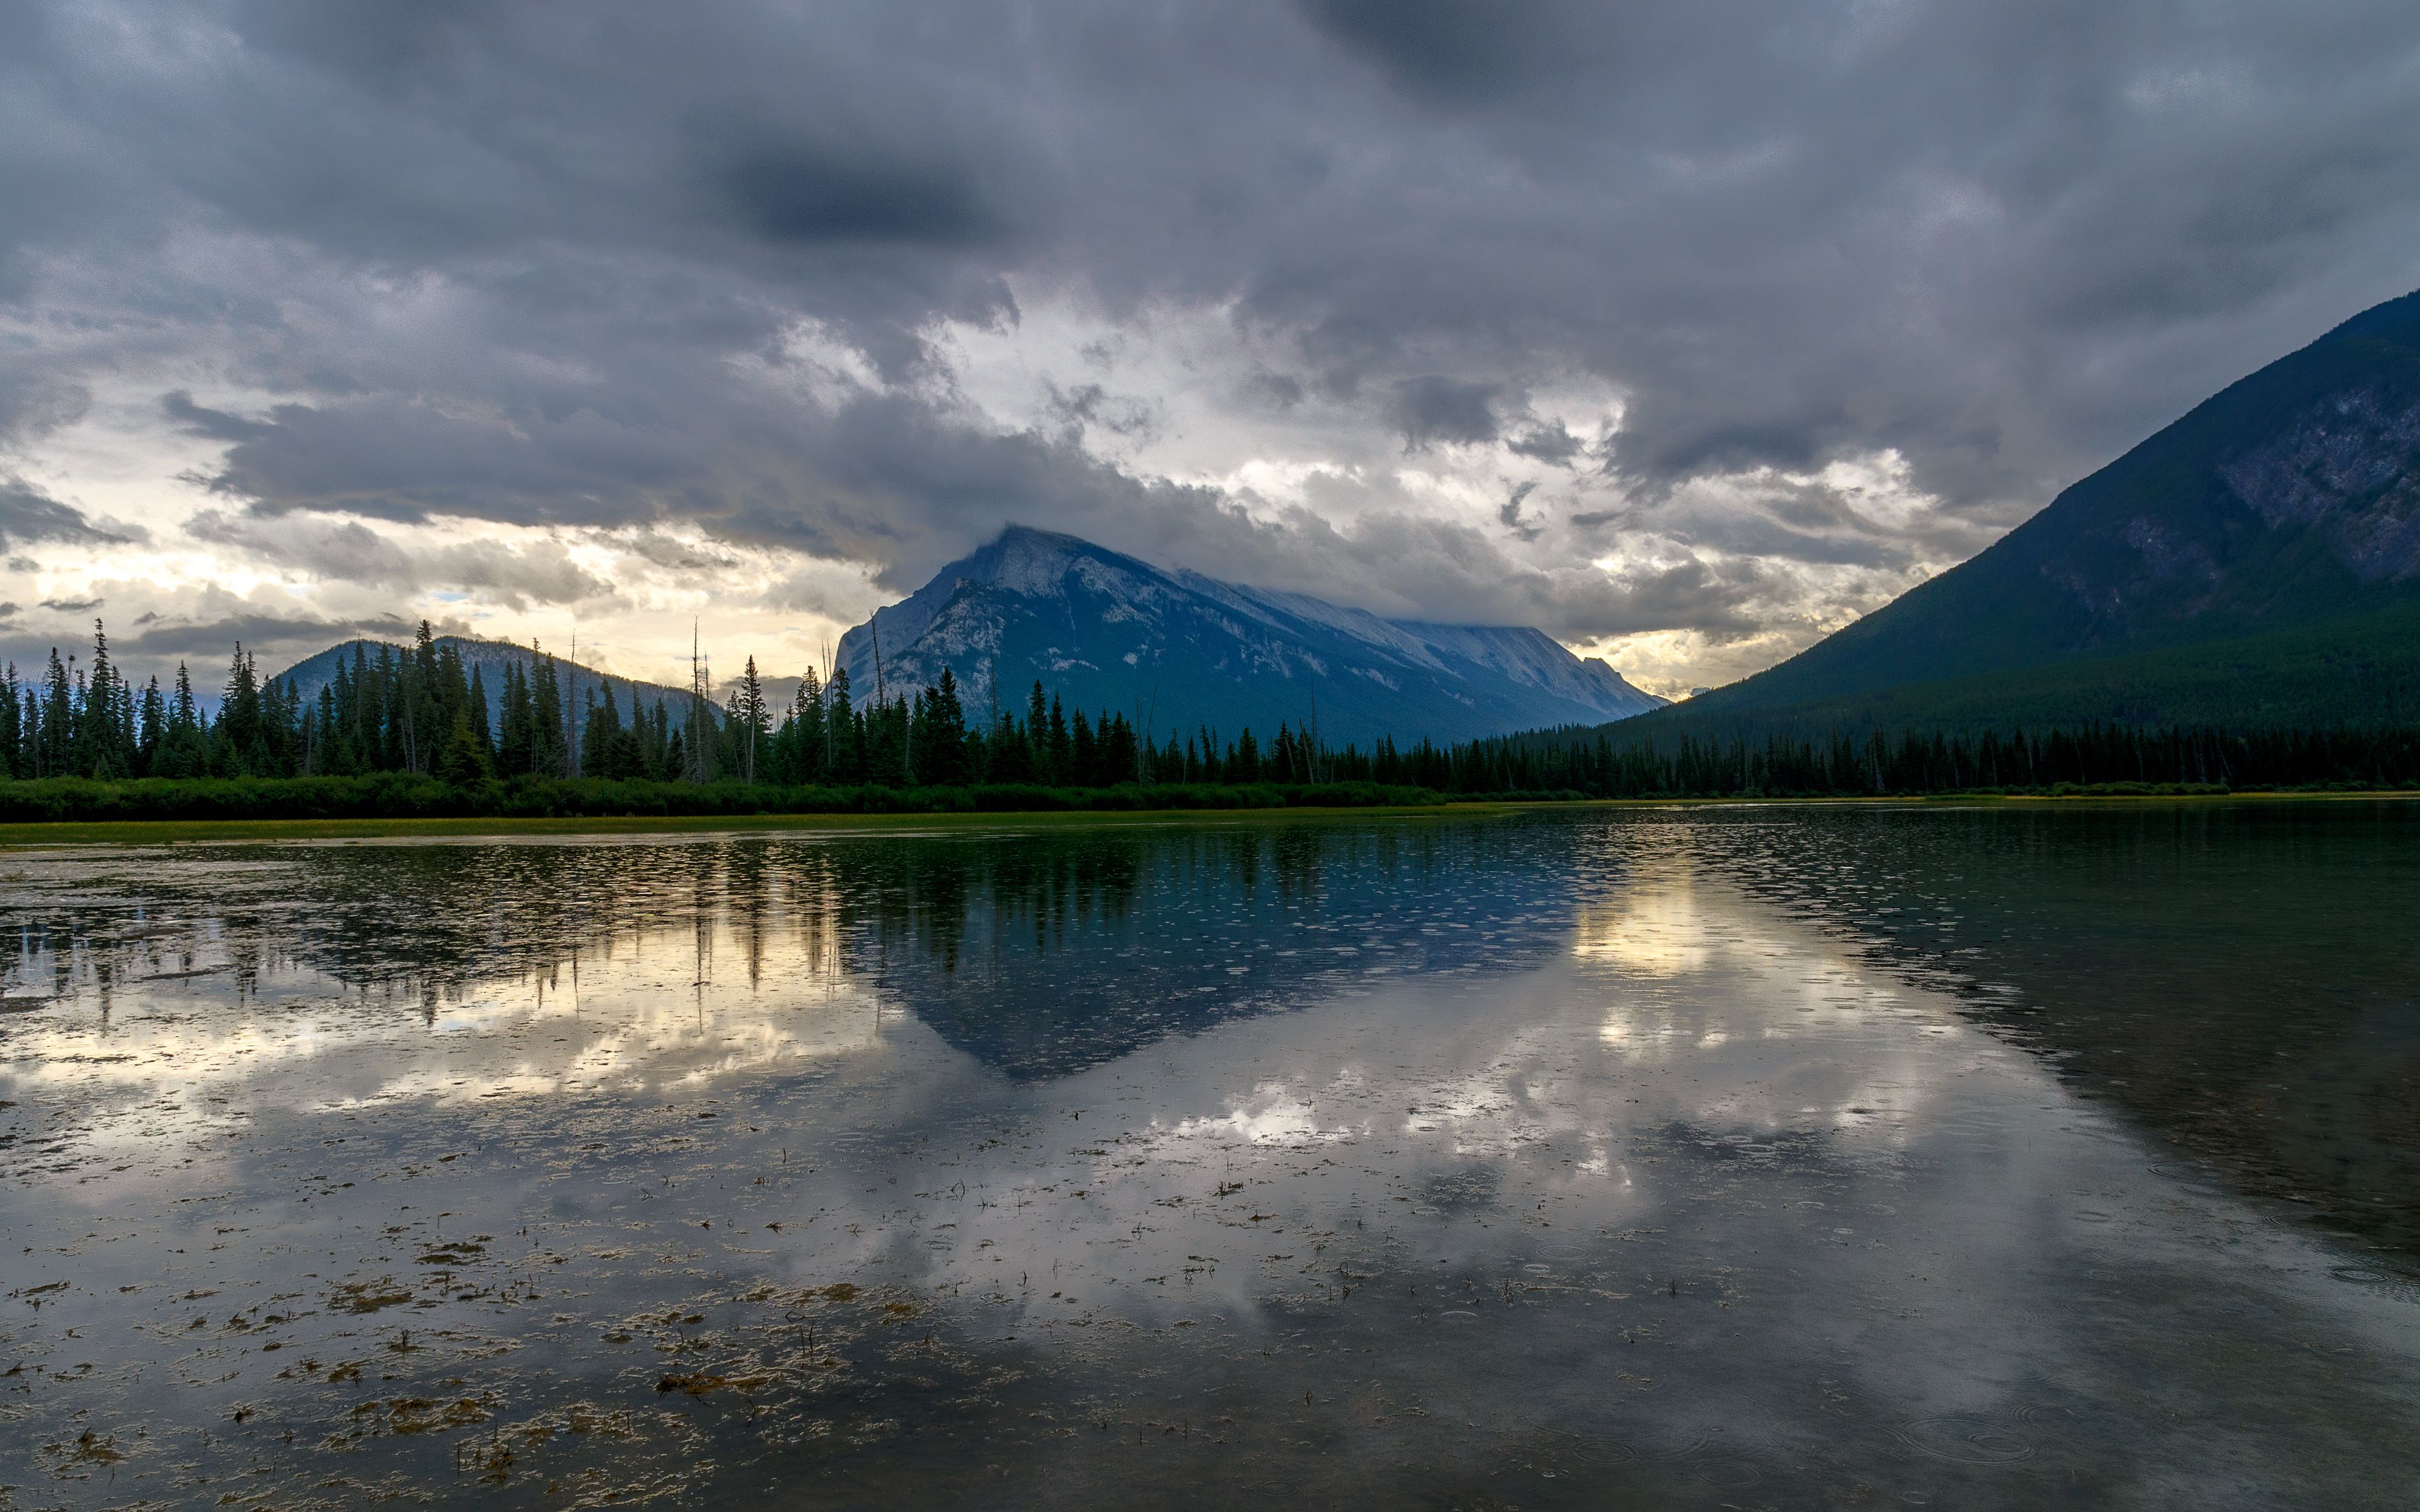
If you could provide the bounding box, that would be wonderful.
[3,1,2418,699]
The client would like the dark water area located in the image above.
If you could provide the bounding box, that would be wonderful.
[1,805,2416,1509]
[1697,803,2420,1257]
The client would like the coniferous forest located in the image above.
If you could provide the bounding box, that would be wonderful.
[0,619,2417,822]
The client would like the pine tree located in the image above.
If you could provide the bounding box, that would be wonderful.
[826,666,856,783]
[774,665,824,784]
[498,662,533,776]
[77,621,136,778]
[1047,694,1071,783]
[735,656,767,782]
[437,706,492,786]
[37,648,71,778]
[531,651,565,776]
[136,676,164,776]
[153,662,206,779]
[914,667,969,785]
[580,684,619,777]
[466,665,493,752]
[215,644,264,776]
[643,697,676,779]
[0,663,20,779]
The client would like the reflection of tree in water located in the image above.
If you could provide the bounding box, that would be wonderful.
[853,831,1144,977]
[1,817,1591,1080]
[3,842,805,1022]
[1,857,306,1015]
[863,820,1584,1080]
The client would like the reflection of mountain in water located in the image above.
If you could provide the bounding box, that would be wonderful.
[1684,802,2420,1256]
[0,818,1594,1082]
[852,822,1585,1080]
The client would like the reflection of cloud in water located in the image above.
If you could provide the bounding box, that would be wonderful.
[1579,857,1930,1140]
[3,901,884,1116]
[1572,860,1710,978]
[1155,1081,1368,1148]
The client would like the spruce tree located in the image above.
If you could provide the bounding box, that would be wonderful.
[466,664,493,752]
[916,667,969,786]
[136,676,164,776]
[826,666,855,782]
[437,706,492,787]
[38,649,71,778]
[734,656,768,782]
[531,652,565,776]
[580,685,617,777]
[0,664,20,779]
[216,644,264,776]
[498,662,534,775]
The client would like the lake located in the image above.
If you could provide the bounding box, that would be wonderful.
[3,803,2417,1508]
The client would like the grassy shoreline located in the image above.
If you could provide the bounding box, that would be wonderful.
[0,787,2411,847]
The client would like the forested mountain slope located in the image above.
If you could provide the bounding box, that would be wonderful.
[1628,288,2420,735]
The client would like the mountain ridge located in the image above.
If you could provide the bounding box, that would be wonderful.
[1610,287,2420,737]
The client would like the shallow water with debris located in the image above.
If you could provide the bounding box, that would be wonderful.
[3,805,2417,1508]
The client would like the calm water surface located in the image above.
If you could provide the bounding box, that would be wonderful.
[2,804,2416,1508]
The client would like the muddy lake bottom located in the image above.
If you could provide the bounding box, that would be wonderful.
[2,803,2416,1508]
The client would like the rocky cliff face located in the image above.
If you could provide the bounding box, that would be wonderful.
[2218,384,2420,583]
[836,527,1662,744]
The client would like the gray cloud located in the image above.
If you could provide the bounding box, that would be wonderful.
[183,509,611,609]
[1390,377,1501,450]
[3,0,2417,659]
[1497,481,1540,541]
[1506,420,1584,466]
[722,142,1003,249]
[0,477,123,549]
[109,610,417,669]
[0,375,91,446]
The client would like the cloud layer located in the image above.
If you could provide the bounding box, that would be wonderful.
[3,1,2417,692]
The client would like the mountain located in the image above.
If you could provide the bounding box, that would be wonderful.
[834,527,1661,745]
[270,637,694,730]
[1630,288,2420,736]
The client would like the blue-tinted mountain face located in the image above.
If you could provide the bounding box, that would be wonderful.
[834,528,1661,745]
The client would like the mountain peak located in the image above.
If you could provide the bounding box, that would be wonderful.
[837,530,1661,742]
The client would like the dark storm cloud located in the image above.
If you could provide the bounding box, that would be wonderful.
[1497,481,1540,541]
[723,145,1001,249]
[0,478,124,549]
[6,0,2419,646]
[1506,420,1584,466]
[1390,377,1501,450]
[162,392,272,445]
[1296,0,1601,107]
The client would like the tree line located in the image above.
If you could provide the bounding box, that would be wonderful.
[4,620,2419,800]
[1449,720,2420,795]
[0,620,1359,789]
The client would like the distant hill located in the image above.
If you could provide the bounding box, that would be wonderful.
[1618,287,2420,738]
[268,637,694,730]
[833,526,1663,745]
